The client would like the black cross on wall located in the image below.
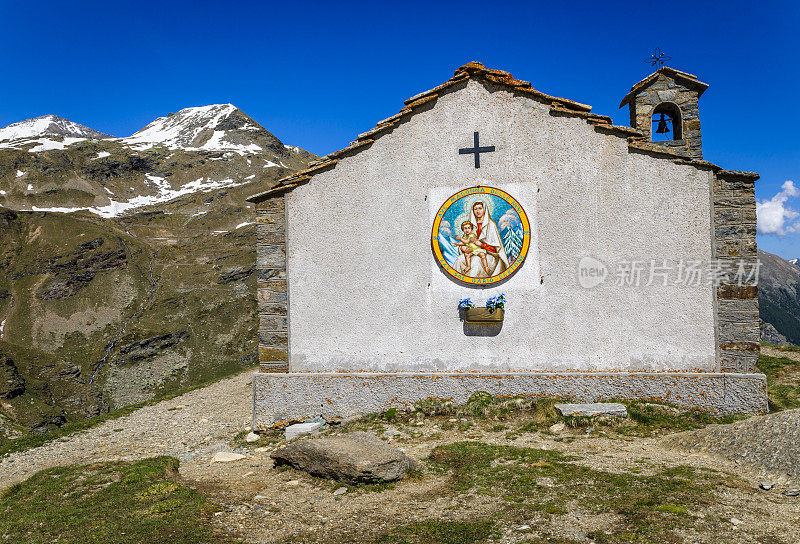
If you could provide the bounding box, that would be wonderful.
[459,131,495,168]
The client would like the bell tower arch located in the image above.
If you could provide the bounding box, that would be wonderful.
[620,66,708,159]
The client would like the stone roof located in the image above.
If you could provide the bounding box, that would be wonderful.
[619,66,709,108]
[247,62,752,203]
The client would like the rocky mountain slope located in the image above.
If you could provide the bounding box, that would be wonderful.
[758,249,800,345]
[0,106,315,443]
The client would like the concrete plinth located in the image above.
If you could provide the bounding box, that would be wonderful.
[252,371,768,428]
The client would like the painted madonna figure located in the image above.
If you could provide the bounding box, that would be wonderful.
[454,200,510,277]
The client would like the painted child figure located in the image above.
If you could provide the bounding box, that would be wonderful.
[455,221,492,275]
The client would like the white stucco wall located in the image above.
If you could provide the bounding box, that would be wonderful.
[284,80,717,373]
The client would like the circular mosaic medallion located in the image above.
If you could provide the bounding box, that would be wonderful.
[431,186,530,285]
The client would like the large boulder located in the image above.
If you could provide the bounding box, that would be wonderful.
[270,431,416,483]
[660,409,800,479]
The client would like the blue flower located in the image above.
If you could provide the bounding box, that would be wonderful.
[458,298,475,309]
[486,293,506,311]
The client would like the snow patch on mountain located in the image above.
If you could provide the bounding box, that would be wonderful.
[30,176,242,218]
[29,137,86,152]
[789,258,800,267]
[0,115,111,141]
[0,136,88,152]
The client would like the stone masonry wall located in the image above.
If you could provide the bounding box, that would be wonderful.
[712,171,760,372]
[256,196,288,372]
[630,74,703,160]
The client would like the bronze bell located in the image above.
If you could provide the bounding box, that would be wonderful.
[655,113,670,134]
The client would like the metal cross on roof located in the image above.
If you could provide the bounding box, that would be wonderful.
[459,132,495,168]
[644,47,672,68]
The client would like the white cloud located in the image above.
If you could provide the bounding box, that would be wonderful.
[498,209,521,231]
[757,180,800,235]
[439,219,452,237]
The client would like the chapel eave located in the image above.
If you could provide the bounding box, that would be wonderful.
[245,62,749,205]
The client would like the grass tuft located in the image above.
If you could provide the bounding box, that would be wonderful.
[374,520,496,544]
[426,441,733,543]
[757,354,800,411]
[0,456,240,544]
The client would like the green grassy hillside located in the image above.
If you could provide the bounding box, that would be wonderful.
[0,122,314,444]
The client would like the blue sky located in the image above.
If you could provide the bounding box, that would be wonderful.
[1,1,798,257]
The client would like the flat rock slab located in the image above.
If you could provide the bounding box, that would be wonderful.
[271,431,416,483]
[211,452,247,463]
[285,420,325,440]
[555,402,628,417]
[660,408,800,480]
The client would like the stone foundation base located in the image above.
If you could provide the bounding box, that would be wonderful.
[252,371,768,429]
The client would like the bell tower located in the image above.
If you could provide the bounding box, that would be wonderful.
[620,66,709,159]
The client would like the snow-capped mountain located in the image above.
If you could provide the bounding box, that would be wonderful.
[123,104,287,154]
[789,258,800,267]
[0,104,316,219]
[0,114,111,141]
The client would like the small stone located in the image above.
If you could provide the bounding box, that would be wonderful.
[333,487,347,496]
[285,419,326,440]
[549,422,566,433]
[208,442,233,455]
[254,446,273,453]
[784,488,800,496]
[415,422,424,427]
[253,495,269,500]
[211,452,247,463]
[448,418,458,422]
[516,525,531,531]
[383,428,401,438]
[285,480,301,487]
[730,518,742,525]
[245,432,260,443]
[760,481,774,490]
[243,471,256,477]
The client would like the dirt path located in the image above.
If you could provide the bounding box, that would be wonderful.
[0,369,255,489]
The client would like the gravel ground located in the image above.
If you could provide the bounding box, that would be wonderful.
[0,369,255,490]
[187,421,800,544]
